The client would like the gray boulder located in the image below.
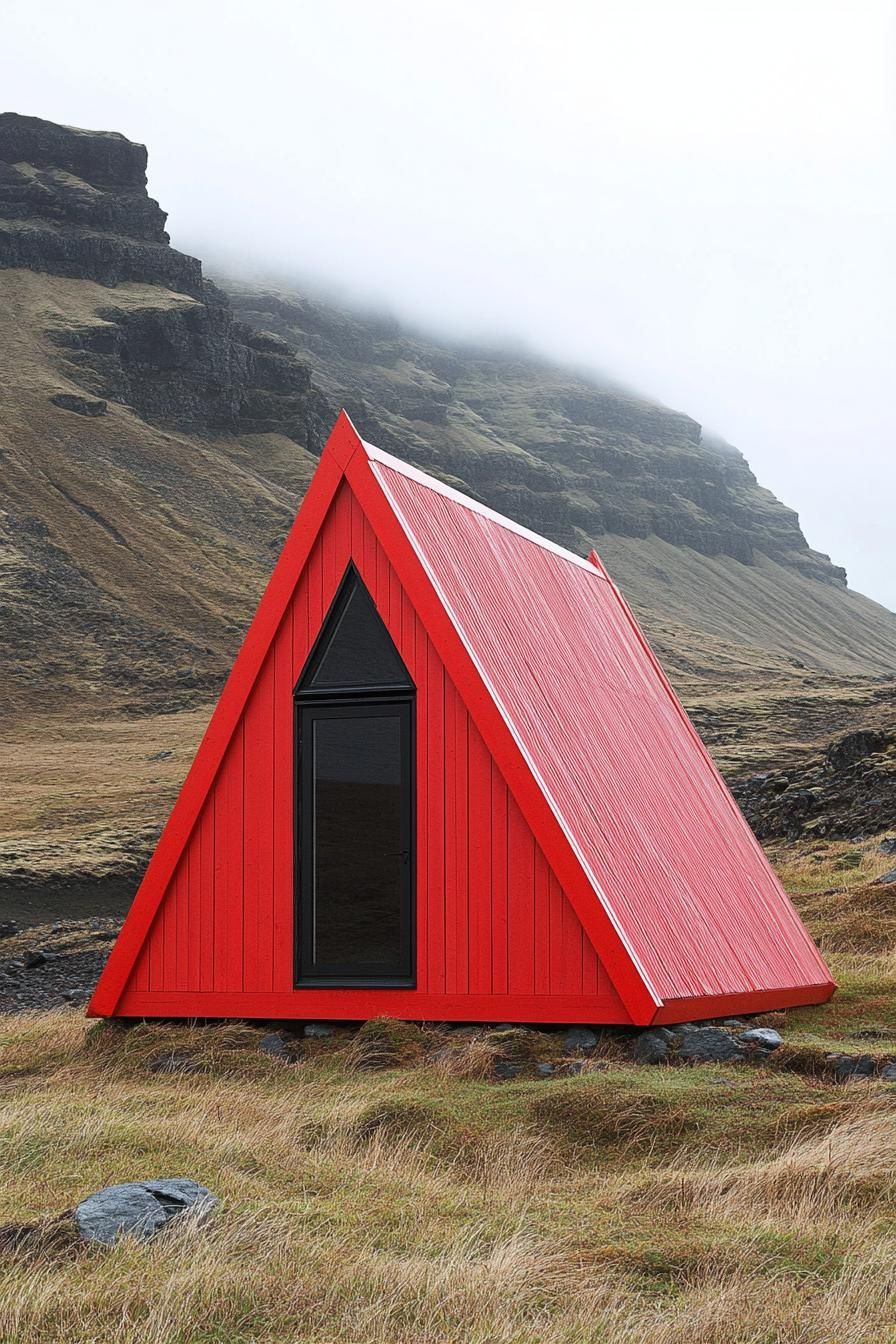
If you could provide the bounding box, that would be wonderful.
[880,1062,896,1082]
[738,1027,783,1050]
[879,837,896,856]
[877,869,896,886]
[564,1027,598,1053]
[303,1022,334,1038]
[678,1028,746,1063]
[632,1029,671,1064]
[50,392,107,416]
[75,1179,217,1245]
[259,1032,290,1058]
[829,1054,876,1082]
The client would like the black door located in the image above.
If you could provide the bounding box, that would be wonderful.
[294,565,415,986]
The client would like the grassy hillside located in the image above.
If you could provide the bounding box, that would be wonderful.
[0,270,319,720]
[1,114,895,888]
[2,261,894,885]
[5,858,896,1342]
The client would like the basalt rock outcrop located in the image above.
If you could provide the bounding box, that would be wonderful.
[0,218,202,295]
[733,727,896,840]
[0,113,202,294]
[0,113,333,445]
[2,110,895,761]
[48,283,332,439]
[227,284,847,584]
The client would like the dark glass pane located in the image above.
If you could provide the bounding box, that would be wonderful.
[311,712,406,971]
[305,573,410,690]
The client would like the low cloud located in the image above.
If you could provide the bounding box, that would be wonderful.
[4,0,894,603]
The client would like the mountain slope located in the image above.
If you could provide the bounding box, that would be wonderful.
[224,280,896,689]
[0,268,321,717]
[0,112,893,885]
[227,283,843,581]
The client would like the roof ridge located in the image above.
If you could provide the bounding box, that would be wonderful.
[363,439,609,577]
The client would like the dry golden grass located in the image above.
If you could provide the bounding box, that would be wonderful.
[0,707,207,884]
[3,1003,896,1343]
[774,834,896,898]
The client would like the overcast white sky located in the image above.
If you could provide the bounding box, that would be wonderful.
[5,1,895,607]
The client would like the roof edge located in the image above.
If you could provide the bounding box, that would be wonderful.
[88,411,364,1015]
[648,978,837,1026]
[364,440,607,577]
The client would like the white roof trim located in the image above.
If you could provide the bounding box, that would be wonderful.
[364,440,608,579]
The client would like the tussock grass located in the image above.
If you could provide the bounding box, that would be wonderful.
[5,868,896,1341]
[428,1033,499,1080]
[774,834,896,898]
[4,999,896,1342]
[710,1111,896,1220]
[345,1016,426,1071]
[529,1082,696,1156]
[630,1099,896,1319]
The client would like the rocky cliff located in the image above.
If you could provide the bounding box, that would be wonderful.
[227,284,845,586]
[0,114,333,445]
[0,113,203,295]
[1,112,895,884]
[0,112,894,732]
[0,111,847,588]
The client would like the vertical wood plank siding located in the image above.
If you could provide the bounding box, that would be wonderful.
[123,481,622,1016]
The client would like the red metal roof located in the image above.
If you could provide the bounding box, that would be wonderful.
[367,441,834,1009]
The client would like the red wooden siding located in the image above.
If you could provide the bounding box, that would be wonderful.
[118,480,626,1022]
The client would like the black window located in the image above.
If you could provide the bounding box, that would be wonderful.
[302,571,410,691]
[295,566,415,985]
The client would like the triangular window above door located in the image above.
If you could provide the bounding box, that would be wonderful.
[298,565,412,693]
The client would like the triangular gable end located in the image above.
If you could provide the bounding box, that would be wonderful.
[89,413,654,1022]
[341,442,661,1023]
[88,413,361,1017]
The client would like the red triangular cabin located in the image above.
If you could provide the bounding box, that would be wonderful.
[89,413,835,1025]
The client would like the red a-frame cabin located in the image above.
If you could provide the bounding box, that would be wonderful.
[89,413,834,1026]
